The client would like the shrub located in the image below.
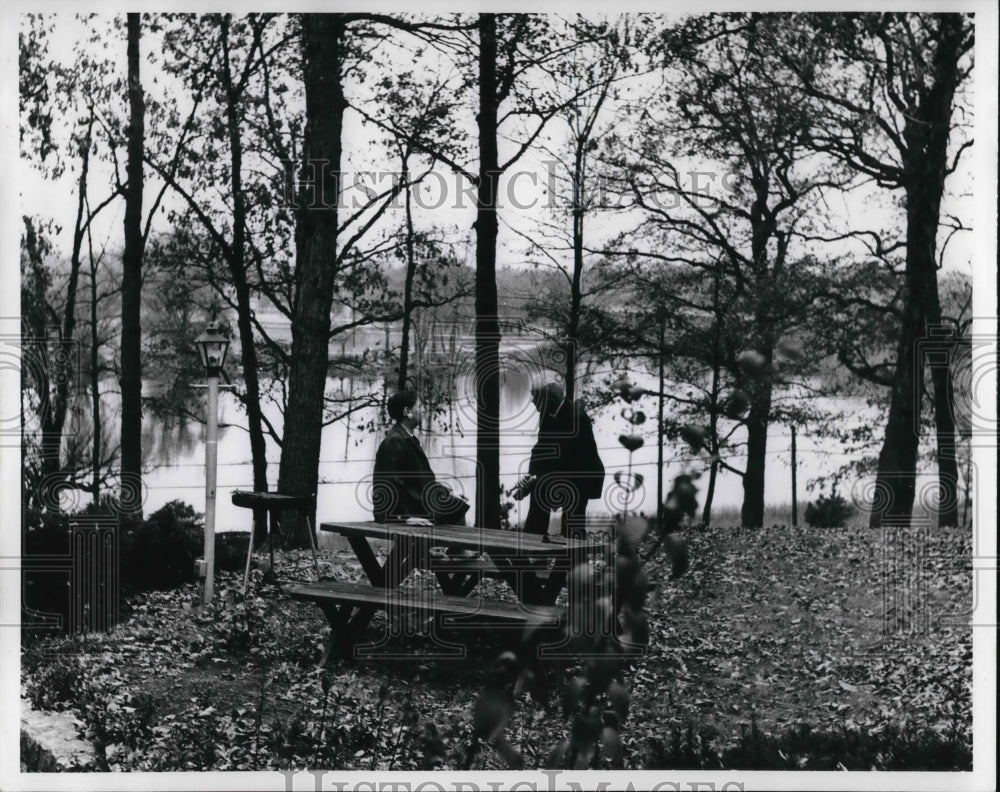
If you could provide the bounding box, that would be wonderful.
[22,514,72,636]
[23,500,222,635]
[120,501,203,591]
[804,490,851,528]
[216,531,250,573]
[22,502,121,636]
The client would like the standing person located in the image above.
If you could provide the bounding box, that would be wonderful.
[372,389,468,525]
[512,381,605,539]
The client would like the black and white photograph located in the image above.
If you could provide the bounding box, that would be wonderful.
[1,2,996,790]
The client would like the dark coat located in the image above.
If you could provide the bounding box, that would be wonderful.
[528,398,605,501]
[372,423,435,522]
[372,423,469,524]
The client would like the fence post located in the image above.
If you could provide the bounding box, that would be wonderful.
[791,424,798,527]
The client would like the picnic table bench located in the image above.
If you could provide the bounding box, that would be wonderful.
[289,520,610,662]
[286,579,565,662]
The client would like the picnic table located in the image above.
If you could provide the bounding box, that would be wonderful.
[285,520,612,663]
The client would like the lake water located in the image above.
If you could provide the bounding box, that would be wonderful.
[136,358,917,535]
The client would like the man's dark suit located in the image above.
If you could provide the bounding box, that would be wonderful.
[372,423,468,525]
[523,398,605,538]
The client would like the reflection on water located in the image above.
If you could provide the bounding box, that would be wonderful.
[141,365,883,533]
[143,412,202,468]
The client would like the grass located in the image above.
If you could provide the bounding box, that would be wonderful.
[705,498,973,532]
[21,521,973,771]
[703,503,804,528]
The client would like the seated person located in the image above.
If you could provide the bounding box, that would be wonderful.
[372,389,468,526]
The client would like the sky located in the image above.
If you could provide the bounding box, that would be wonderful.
[8,8,984,283]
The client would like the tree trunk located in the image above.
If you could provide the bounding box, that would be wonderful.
[790,424,798,527]
[474,13,502,530]
[277,14,345,546]
[870,14,964,528]
[740,204,777,529]
[740,323,774,528]
[740,381,772,528]
[919,16,964,528]
[704,271,723,526]
[120,12,145,518]
[702,458,718,526]
[870,290,922,528]
[565,140,584,401]
[397,159,416,391]
[221,14,269,494]
[931,353,959,525]
[89,228,102,503]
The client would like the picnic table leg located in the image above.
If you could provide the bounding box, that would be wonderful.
[318,601,379,664]
[268,510,277,571]
[343,604,378,659]
[381,537,425,588]
[454,574,481,597]
[540,565,569,606]
[433,568,482,597]
[347,536,386,586]
[318,602,350,665]
[242,526,255,593]
[346,534,426,590]
[305,516,321,580]
[485,555,519,598]
[242,508,266,593]
[488,554,549,605]
[433,570,458,595]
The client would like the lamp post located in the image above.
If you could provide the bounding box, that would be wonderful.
[195,325,229,606]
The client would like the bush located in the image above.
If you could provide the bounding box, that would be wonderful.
[121,502,247,584]
[120,500,204,591]
[22,502,121,636]
[24,500,207,633]
[804,490,851,528]
[22,514,72,635]
[216,531,250,573]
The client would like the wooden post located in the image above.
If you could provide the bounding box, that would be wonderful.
[203,373,219,605]
[790,424,798,527]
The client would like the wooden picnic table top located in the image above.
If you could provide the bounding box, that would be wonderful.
[320,520,610,556]
[232,490,315,509]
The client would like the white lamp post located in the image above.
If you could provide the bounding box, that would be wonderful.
[195,324,229,606]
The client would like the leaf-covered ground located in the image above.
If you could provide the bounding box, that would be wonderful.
[22,522,972,771]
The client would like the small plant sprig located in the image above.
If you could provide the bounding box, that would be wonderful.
[367,683,390,769]
[311,671,335,768]
[253,669,268,768]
